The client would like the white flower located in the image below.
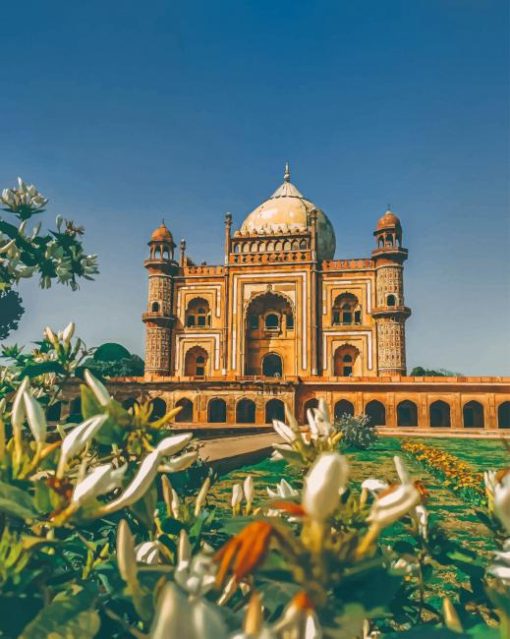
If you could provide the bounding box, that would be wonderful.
[44,326,59,347]
[244,475,254,512]
[62,322,75,344]
[97,450,161,515]
[361,479,389,495]
[171,489,181,519]
[272,593,322,639]
[488,540,510,584]
[159,450,198,473]
[267,479,299,500]
[84,369,111,406]
[11,376,30,433]
[484,470,497,502]
[150,583,228,639]
[307,399,333,440]
[174,530,216,596]
[156,433,193,457]
[495,472,510,534]
[194,477,211,517]
[232,483,243,514]
[23,392,47,444]
[57,415,108,477]
[414,504,429,541]
[272,420,297,444]
[117,519,137,587]
[72,463,127,507]
[302,453,349,521]
[393,456,410,484]
[135,541,164,565]
[368,483,420,528]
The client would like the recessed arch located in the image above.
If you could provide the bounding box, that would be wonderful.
[304,398,319,420]
[332,293,361,326]
[334,399,354,420]
[463,401,484,428]
[185,297,211,328]
[365,400,386,426]
[262,353,283,377]
[498,402,510,429]
[208,398,227,423]
[236,398,256,424]
[69,397,82,421]
[265,399,285,423]
[46,401,62,422]
[397,400,418,427]
[150,397,167,421]
[430,400,451,427]
[184,345,209,377]
[333,344,360,376]
[175,398,193,423]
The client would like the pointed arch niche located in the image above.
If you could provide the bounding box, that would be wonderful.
[333,344,361,377]
[244,290,295,376]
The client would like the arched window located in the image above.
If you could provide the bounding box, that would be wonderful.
[334,400,354,420]
[430,400,451,427]
[286,313,294,330]
[150,398,167,421]
[498,402,510,429]
[262,353,283,377]
[265,399,285,423]
[236,399,256,424]
[265,313,280,330]
[208,398,227,423]
[397,400,418,427]
[332,293,360,326]
[185,298,211,328]
[386,294,396,307]
[463,401,484,428]
[46,401,62,422]
[385,234,394,246]
[333,345,359,376]
[365,400,386,426]
[151,301,160,312]
[184,346,209,377]
[175,398,193,423]
[122,397,139,411]
[300,239,307,250]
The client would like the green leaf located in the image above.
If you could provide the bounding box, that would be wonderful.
[21,361,66,378]
[0,480,37,520]
[80,386,102,419]
[18,588,100,639]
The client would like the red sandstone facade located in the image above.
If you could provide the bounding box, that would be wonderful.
[106,167,510,430]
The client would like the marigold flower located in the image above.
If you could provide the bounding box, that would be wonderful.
[214,521,274,587]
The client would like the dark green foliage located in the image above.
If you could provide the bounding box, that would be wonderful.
[337,413,378,450]
[0,289,24,340]
[410,366,462,377]
[80,342,144,378]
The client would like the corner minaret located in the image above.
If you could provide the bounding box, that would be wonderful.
[142,222,178,376]
[372,209,411,375]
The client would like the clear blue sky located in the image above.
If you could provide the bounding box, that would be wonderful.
[1,0,509,375]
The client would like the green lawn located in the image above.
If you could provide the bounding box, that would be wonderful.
[211,436,505,557]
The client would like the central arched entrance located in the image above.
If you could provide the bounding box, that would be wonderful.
[244,292,294,376]
[262,353,283,377]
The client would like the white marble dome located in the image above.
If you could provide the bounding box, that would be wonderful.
[240,164,336,260]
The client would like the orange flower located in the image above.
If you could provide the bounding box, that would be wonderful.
[214,521,274,587]
[271,500,306,517]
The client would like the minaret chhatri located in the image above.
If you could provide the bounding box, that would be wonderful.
[142,222,178,376]
[372,209,411,375]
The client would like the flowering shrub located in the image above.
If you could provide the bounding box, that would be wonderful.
[402,440,486,506]
[0,178,98,338]
[337,413,378,450]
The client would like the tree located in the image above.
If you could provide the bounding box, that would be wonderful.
[80,342,144,378]
[410,366,462,377]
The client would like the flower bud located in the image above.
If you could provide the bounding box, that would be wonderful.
[231,483,243,514]
[23,392,47,444]
[84,369,111,406]
[302,453,349,521]
[194,476,211,517]
[156,432,193,457]
[117,520,138,587]
[62,322,75,344]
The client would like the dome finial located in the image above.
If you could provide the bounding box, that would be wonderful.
[284,161,291,182]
